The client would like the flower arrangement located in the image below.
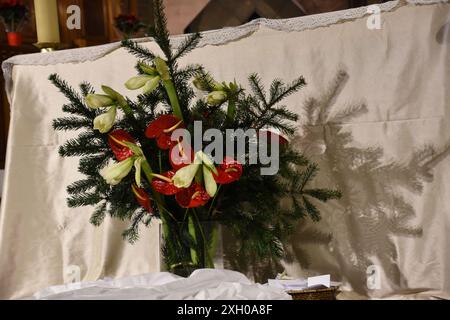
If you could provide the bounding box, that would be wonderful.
[51,0,341,276]
[0,0,28,32]
[114,14,146,39]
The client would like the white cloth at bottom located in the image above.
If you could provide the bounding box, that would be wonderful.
[29,269,292,300]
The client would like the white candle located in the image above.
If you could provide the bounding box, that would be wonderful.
[34,0,60,44]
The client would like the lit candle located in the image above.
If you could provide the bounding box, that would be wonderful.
[34,0,60,44]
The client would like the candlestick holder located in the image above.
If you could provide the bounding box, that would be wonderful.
[33,42,60,53]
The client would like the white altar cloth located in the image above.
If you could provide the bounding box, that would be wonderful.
[29,269,291,300]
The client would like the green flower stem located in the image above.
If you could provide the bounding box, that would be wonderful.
[192,209,214,268]
[141,159,174,229]
[183,208,189,223]
[195,165,204,184]
[188,212,199,265]
[119,102,142,133]
[208,225,219,268]
[118,100,137,121]
[142,158,187,272]
[226,97,236,124]
[163,80,184,121]
[207,184,222,217]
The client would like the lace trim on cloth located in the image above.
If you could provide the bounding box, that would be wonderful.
[1,0,446,102]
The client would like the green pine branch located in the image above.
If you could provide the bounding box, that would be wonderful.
[172,33,202,61]
[90,202,107,226]
[121,39,156,61]
[68,192,103,208]
[53,116,93,131]
[67,178,98,195]
[149,0,172,61]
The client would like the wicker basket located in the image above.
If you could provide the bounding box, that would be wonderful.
[287,286,340,300]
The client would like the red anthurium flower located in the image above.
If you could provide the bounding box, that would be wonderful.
[108,130,136,161]
[175,183,211,208]
[169,139,194,170]
[214,157,243,184]
[258,130,288,146]
[146,115,184,150]
[131,184,153,213]
[151,171,180,196]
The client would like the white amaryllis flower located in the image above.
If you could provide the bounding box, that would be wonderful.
[154,57,170,81]
[207,91,228,106]
[172,151,218,197]
[125,75,160,94]
[142,76,160,94]
[203,165,217,197]
[85,94,114,109]
[93,106,117,133]
[134,157,143,187]
[100,157,134,186]
[172,163,201,189]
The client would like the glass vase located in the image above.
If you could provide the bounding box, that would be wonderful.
[159,219,223,277]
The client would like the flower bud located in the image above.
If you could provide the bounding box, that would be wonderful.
[125,75,153,90]
[93,106,117,133]
[203,166,217,197]
[172,163,201,189]
[100,157,134,185]
[102,86,127,108]
[139,63,157,75]
[154,57,170,81]
[85,94,114,109]
[142,76,160,94]
[207,91,228,105]
[212,82,225,92]
[134,157,142,187]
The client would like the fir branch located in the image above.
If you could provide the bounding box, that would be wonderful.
[53,117,93,131]
[296,163,319,192]
[249,73,268,107]
[269,79,283,101]
[269,77,306,106]
[49,75,95,120]
[78,153,111,176]
[122,210,147,243]
[241,75,305,135]
[150,0,172,61]
[175,64,203,83]
[302,196,321,222]
[172,33,201,61]
[61,104,94,118]
[303,189,342,202]
[191,68,218,93]
[68,192,103,208]
[67,178,98,195]
[59,135,107,157]
[291,200,306,219]
[49,74,85,107]
[90,202,107,226]
[80,82,95,97]
[121,39,155,61]
[280,148,309,167]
